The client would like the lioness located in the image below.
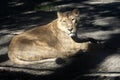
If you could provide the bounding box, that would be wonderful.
[8,9,91,65]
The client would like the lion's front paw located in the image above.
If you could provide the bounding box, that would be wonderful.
[81,41,91,52]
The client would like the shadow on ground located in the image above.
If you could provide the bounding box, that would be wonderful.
[0,0,120,80]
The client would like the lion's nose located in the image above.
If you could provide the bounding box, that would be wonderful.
[68,28,73,31]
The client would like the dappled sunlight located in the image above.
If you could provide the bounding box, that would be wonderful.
[21,10,37,15]
[0,35,13,45]
[8,2,24,7]
[84,0,120,4]
[0,47,8,55]
[98,53,120,72]
[78,29,120,40]
[0,0,120,80]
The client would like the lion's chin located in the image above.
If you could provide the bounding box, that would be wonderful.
[69,33,76,37]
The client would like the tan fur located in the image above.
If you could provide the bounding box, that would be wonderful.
[8,9,91,65]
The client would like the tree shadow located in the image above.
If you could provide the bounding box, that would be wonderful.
[54,34,120,80]
[0,0,120,80]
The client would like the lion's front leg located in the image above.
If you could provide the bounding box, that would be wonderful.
[75,41,92,52]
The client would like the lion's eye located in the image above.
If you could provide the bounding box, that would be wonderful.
[72,18,76,23]
[63,20,66,23]
[72,18,75,21]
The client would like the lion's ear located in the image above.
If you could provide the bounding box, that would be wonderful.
[72,9,80,16]
[57,11,63,18]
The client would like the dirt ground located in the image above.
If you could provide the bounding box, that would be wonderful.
[0,0,120,80]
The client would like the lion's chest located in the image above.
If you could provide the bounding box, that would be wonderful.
[58,36,79,53]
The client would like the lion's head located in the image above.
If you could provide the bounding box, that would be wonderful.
[57,9,80,37]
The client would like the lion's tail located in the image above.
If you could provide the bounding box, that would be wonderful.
[8,52,56,65]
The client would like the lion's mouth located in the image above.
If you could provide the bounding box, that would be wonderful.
[69,32,76,37]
